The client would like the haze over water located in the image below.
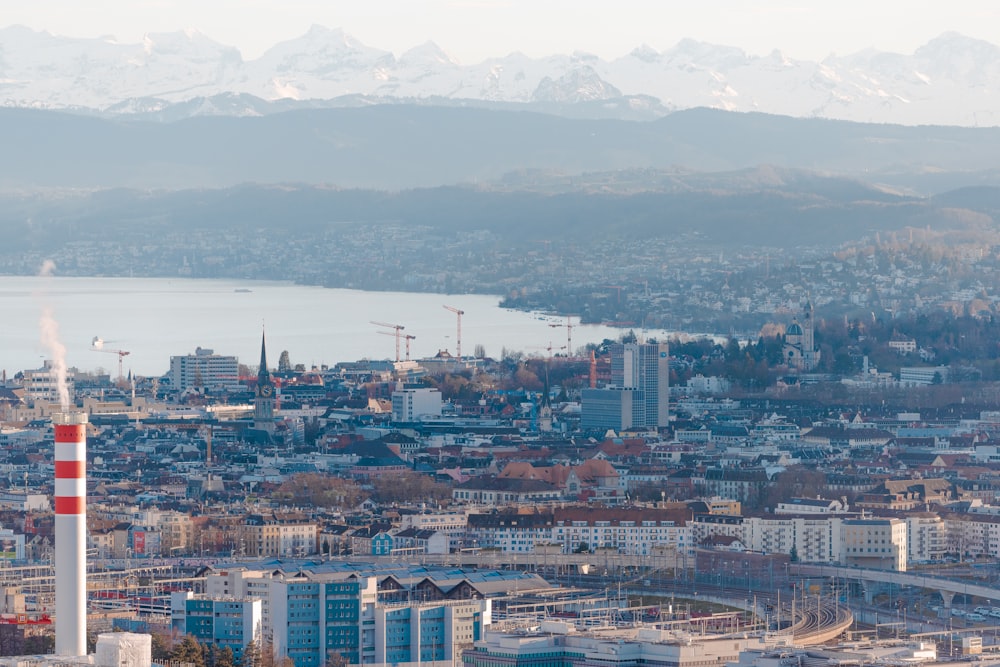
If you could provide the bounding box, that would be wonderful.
[0,277,639,377]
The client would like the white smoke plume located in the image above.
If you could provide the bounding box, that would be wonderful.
[37,260,70,410]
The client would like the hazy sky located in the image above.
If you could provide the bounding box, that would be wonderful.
[4,1,999,62]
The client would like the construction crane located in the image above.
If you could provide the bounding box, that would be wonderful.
[606,285,625,303]
[443,305,464,362]
[542,342,566,359]
[370,321,405,362]
[378,331,416,361]
[91,336,130,382]
[549,316,576,358]
[529,342,566,360]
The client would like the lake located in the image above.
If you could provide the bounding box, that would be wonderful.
[0,276,640,377]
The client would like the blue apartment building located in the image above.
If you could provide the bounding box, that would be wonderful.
[270,573,488,667]
[177,595,262,663]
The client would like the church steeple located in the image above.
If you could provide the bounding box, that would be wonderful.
[254,329,276,431]
[258,330,271,386]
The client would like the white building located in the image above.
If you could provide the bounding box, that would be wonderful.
[693,514,842,564]
[899,366,949,386]
[400,511,469,552]
[168,347,240,392]
[467,507,691,556]
[391,387,443,422]
[775,497,848,514]
[21,360,74,404]
[906,513,946,563]
[889,338,917,354]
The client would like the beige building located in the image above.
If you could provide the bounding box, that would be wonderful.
[158,511,194,556]
[238,513,318,558]
[841,518,907,571]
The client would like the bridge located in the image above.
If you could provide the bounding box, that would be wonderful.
[791,563,1000,608]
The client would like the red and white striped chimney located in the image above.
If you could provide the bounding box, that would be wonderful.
[53,412,87,657]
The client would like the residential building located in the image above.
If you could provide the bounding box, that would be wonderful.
[703,468,769,505]
[238,513,318,558]
[889,337,917,354]
[775,497,848,515]
[905,513,946,563]
[400,511,469,553]
[21,360,74,404]
[841,518,907,571]
[206,568,489,667]
[452,477,561,505]
[177,593,262,664]
[168,347,240,392]
[466,506,691,557]
[391,387,443,422]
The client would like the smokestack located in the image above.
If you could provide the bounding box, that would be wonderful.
[54,412,87,657]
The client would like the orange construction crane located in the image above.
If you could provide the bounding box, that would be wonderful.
[371,321,405,362]
[91,336,130,382]
[378,331,416,361]
[443,305,465,362]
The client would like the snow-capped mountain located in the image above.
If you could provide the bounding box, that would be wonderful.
[1,24,998,126]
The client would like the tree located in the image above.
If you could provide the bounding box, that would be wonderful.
[272,473,368,509]
[216,646,236,667]
[574,541,590,553]
[278,351,291,372]
[151,631,172,661]
[474,343,487,359]
[171,635,206,667]
[326,651,349,667]
[240,638,261,667]
[371,472,452,505]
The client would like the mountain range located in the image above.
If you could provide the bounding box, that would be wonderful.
[4,106,1000,192]
[2,25,1000,126]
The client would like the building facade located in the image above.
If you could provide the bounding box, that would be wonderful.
[177,594,262,663]
[841,518,907,571]
[391,387,443,422]
[581,342,668,431]
[169,347,240,392]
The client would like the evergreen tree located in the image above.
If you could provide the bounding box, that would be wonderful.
[151,632,171,661]
[171,635,206,667]
[216,646,236,667]
[240,638,259,667]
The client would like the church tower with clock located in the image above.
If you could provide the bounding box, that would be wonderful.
[254,330,276,433]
